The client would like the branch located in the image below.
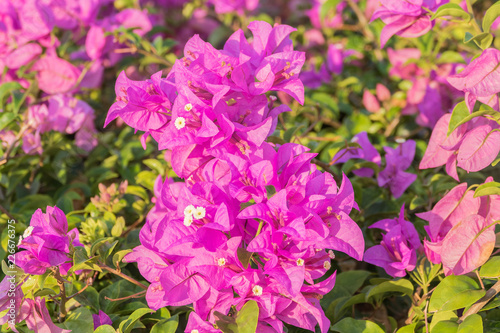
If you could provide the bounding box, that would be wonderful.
[105,290,146,302]
[99,264,148,290]
[458,279,500,323]
[312,159,341,184]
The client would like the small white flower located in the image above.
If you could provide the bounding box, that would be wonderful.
[252,285,263,296]
[174,117,186,130]
[17,236,23,246]
[183,214,193,227]
[323,261,331,270]
[395,138,406,144]
[184,103,193,111]
[328,250,336,259]
[217,258,226,266]
[296,258,305,266]
[193,206,206,220]
[184,205,195,216]
[23,226,34,238]
[191,330,199,333]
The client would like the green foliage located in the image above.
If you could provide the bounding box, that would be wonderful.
[332,318,385,333]
[215,300,259,333]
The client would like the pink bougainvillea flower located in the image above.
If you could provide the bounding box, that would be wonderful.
[364,205,422,277]
[440,214,495,276]
[371,0,448,47]
[207,0,259,14]
[15,206,83,275]
[332,132,381,177]
[376,83,391,101]
[419,179,498,275]
[363,89,381,113]
[448,48,500,111]
[456,121,500,172]
[1,297,71,333]
[32,56,81,95]
[93,310,113,330]
[377,140,417,198]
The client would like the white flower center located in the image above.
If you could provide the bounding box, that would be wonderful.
[184,103,193,111]
[174,117,186,130]
[17,236,23,246]
[252,285,263,296]
[191,330,199,333]
[296,258,305,266]
[184,205,195,216]
[328,250,336,259]
[23,226,34,238]
[217,258,226,266]
[183,214,193,227]
[395,138,406,144]
[323,261,331,270]
[193,207,206,220]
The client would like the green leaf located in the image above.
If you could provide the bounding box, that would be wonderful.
[430,310,458,332]
[151,315,179,333]
[126,186,149,201]
[111,217,125,237]
[33,288,57,297]
[367,279,414,300]
[215,300,259,333]
[431,3,471,21]
[332,318,385,333]
[73,281,100,311]
[0,81,23,110]
[473,182,500,198]
[113,249,133,267]
[99,280,146,314]
[143,159,165,176]
[320,0,342,20]
[237,247,253,270]
[63,307,94,333]
[483,2,500,32]
[429,275,485,312]
[396,323,418,333]
[479,256,500,278]
[0,112,17,132]
[447,101,469,136]
[91,237,115,256]
[70,247,101,273]
[458,314,483,333]
[448,102,500,135]
[118,307,154,333]
[94,325,116,333]
[436,51,466,65]
[464,32,494,49]
[284,124,305,143]
[431,321,458,333]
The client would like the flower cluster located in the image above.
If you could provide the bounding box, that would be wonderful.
[377,139,417,198]
[110,22,365,332]
[331,133,416,198]
[106,21,305,178]
[15,206,82,276]
[332,131,381,178]
[420,49,500,179]
[0,0,158,156]
[387,48,463,129]
[364,205,422,277]
[371,0,448,47]
[418,178,500,275]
